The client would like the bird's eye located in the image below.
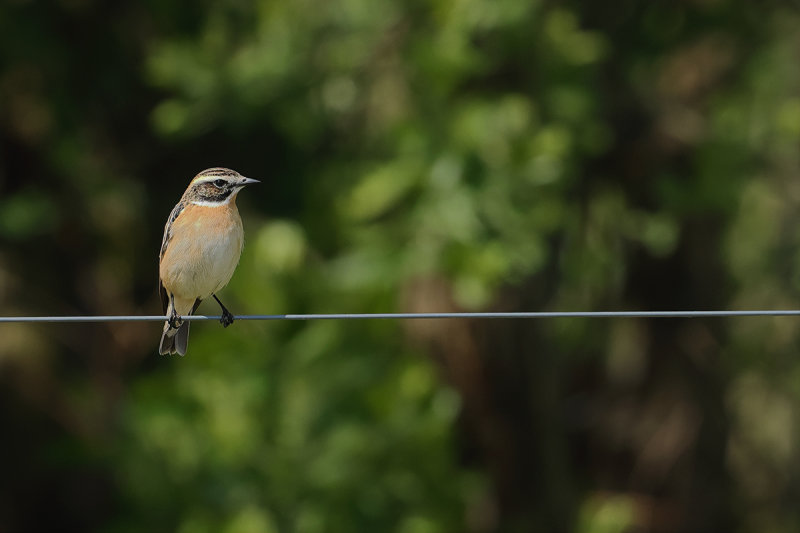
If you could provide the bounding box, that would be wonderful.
[213,179,226,188]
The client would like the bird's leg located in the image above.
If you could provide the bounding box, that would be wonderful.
[213,294,235,327]
[168,293,183,329]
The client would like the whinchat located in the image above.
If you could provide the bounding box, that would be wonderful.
[158,167,259,355]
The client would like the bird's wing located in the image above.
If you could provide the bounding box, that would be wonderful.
[160,201,186,260]
[159,279,169,315]
[159,201,186,314]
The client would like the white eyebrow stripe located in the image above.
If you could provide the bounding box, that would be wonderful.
[192,176,231,185]
[191,195,235,207]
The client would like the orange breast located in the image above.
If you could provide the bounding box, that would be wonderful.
[159,202,244,302]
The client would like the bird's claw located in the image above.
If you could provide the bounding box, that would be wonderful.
[168,310,183,329]
[220,309,235,328]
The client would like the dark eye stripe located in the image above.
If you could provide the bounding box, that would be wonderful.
[197,186,233,203]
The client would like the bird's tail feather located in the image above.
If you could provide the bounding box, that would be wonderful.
[159,326,173,355]
[159,298,200,356]
[159,321,190,356]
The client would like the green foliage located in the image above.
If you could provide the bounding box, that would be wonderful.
[3,0,800,532]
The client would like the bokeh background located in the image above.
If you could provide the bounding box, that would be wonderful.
[2,0,800,531]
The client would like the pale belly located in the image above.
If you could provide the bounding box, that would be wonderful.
[160,216,244,302]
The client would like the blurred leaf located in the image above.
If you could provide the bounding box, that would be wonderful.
[0,190,57,239]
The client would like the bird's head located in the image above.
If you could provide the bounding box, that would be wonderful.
[185,168,259,205]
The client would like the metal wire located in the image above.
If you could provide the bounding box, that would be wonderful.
[1,310,800,323]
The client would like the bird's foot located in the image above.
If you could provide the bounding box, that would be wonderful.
[220,308,235,328]
[212,294,235,327]
[168,309,183,329]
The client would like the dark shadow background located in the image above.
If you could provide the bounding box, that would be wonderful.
[1,1,800,531]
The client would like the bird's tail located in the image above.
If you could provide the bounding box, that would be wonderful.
[159,298,200,356]
[160,320,190,356]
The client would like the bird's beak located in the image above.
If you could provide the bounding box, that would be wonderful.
[239,177,260,186]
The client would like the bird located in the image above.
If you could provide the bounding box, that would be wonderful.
[158,167,259,355]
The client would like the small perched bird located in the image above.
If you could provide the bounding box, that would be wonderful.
[158,167,259,355]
